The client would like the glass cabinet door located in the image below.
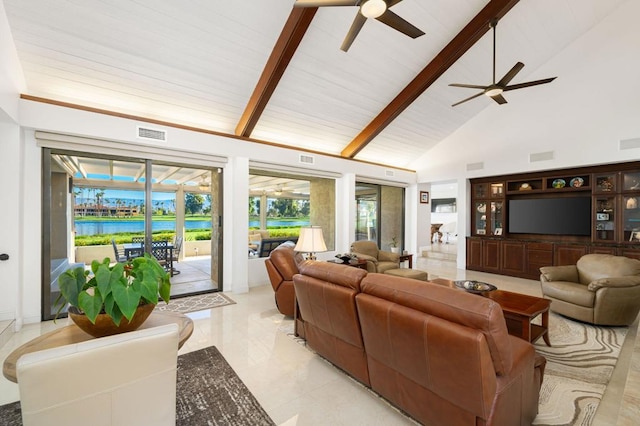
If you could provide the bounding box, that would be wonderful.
[475,202,487,235]
[474,183,488,199]
[594,196,615,242]
[595,173,616,193]
[490,201,504,235]
[489,183,504,198]
[623,196,640,242]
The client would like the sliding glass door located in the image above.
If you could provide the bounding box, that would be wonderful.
[42,149,223,320]
[355,182,404,252]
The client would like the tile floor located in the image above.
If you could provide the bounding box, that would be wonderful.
[1,253,638,425]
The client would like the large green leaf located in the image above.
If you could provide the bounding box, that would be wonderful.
[95,262,125,302]
[78,289,104,324]
[111,279,141,321]
[134,273,159,305]
[159,275,171,304]
[57,267,86,308]
[104,293,124,326]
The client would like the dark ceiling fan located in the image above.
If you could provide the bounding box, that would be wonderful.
[294,0,425,52]
[449,20,556,107]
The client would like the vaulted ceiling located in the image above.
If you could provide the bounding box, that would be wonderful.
[3,0,627,169]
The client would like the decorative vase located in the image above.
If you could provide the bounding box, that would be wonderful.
[390,247,399,254]
[68,303,156,338]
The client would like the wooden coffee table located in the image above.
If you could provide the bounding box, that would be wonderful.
[430,278,551,346]
[3,311,193,383]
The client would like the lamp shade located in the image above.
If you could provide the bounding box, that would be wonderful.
[294,226,327,258]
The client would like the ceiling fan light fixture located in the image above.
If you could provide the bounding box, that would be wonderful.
[361,0,386,19]
[485,87,504,97]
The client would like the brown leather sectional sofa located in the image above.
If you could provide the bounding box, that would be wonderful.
[293,261,545,426]
[264,241,301,317]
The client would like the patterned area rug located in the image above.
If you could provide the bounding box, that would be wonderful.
[533,312,627,426]
[0,345,274,426]
[155,292,236,314]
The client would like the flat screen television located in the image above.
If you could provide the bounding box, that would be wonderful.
[508,197,591,236]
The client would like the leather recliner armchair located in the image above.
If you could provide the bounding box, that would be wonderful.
[265,241,303,317]
[540,254,640,326]
[350,240,399,273]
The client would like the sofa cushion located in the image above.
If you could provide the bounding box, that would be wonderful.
[541,280,595,307]
[577,254,640,284]
[360,274,513,376]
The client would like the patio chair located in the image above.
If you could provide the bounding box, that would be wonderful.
[172,237,183,263]
[171,237,183,275]
[111,239,127,263]
[150,240,169,271]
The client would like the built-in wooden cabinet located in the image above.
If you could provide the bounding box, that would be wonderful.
[467,161,640,279]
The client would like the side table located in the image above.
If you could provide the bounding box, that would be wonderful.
[398,253,413,268]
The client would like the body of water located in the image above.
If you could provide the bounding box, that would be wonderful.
[76,219,309,235]
[75,220,212,236]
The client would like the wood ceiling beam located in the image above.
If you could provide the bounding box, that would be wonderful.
[341,0,520,158]
[235,7,317,137]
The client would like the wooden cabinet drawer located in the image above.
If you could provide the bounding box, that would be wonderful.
[527,242,553,251]
[528,250,553,263]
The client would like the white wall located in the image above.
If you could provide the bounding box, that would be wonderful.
[0,123,21,324]
[0,3,25,325]
[411,0,640,266]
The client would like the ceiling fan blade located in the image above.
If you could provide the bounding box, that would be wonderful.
[490,93,508,105]
[503,77,557,92]
[497,62,524,87]
[341,12,367,51]
[375,10,425,38]
[294,0,358,7]
[449,83,488,90]
[386,0,405,8]
[452,92,484,107]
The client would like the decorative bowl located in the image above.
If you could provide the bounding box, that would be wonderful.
[570,177,584,188]
[454,280,497,295]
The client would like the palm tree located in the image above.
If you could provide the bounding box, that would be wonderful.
[73,189,81,217]
[95,189,105,217]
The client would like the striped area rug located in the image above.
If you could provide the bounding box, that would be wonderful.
[155,292,236,314]
[533,312,628,425]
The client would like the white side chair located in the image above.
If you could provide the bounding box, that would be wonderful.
[17,324,179,426]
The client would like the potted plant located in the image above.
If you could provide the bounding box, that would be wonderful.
[55,254,171,337]
[390,237,400,253]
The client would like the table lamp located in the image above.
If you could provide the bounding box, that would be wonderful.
[294,226,327,260]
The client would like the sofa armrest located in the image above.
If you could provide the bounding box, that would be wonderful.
[352,252,378,264]
[587,275,640,291]
[539,265,579,283]
[378,250,399,263]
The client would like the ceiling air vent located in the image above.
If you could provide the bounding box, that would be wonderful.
[137,126,167,142]
[620,138,640,150]
[529,151,554,162]
[466,162,484,171]
[385,170,395,177]
[299,154,315,165]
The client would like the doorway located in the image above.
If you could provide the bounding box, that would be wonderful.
[355,183,404,251]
